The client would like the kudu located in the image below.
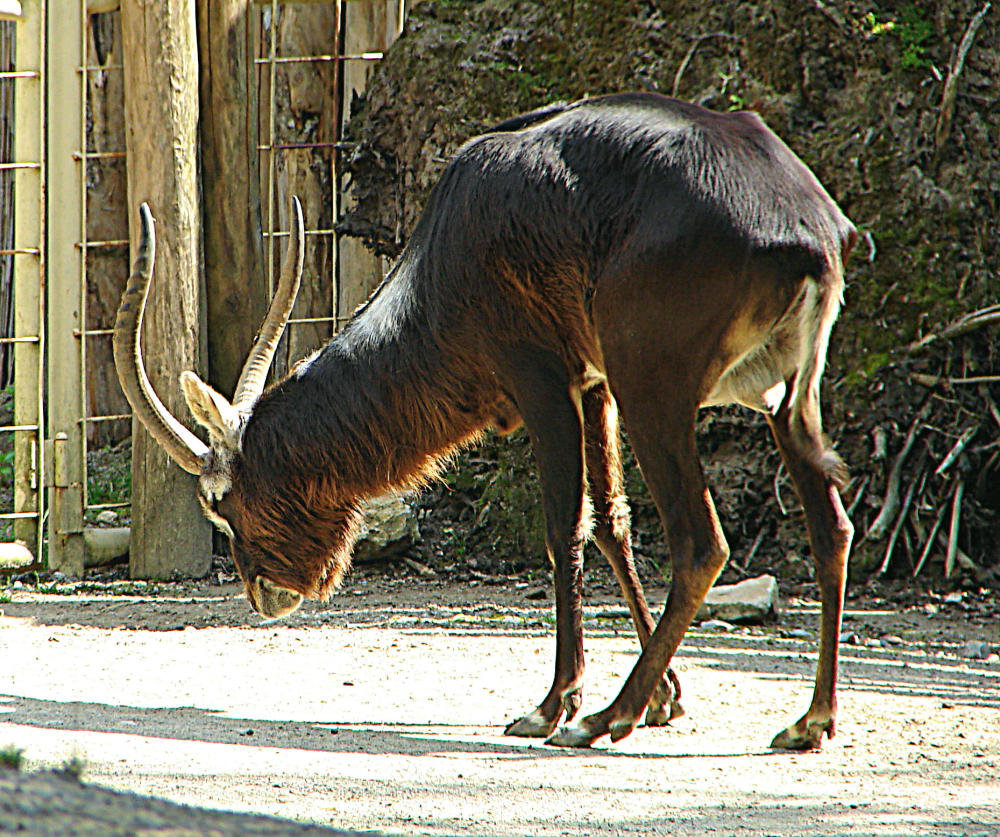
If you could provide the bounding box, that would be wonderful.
[115,92,855,750]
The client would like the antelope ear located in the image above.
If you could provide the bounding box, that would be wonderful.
[180,371,240,446]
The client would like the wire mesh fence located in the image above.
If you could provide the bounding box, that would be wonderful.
[0,1,403,572]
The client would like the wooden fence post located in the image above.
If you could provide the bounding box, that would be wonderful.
[337,1,402,319]
[197,0,267,397]
[120,0,211,578]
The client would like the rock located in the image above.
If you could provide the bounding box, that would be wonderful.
[0,542,33,570]
[402,557,438,578]
[695,574,779,625]
[785,628,812,640]
[944,592,964,605]
[95,510,119,525]
[839,631,860,645]
[352,494,419,563]
[960,640,991,660]
[880,635,904,647]
[83,527,131,567]
[700,619,736,631]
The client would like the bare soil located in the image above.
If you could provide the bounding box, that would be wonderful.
[1,567,998,835]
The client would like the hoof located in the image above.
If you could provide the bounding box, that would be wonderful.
[545,722,599,748]
[644,672,685,727]
[770,718,832,751]
[561,686,583,722]
[505,709,558,738]
[644,697,684,727]
[608,717,638,742]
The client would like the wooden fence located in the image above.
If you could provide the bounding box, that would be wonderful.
[0,0,403,577]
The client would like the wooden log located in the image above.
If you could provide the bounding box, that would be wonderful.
[120,0,211,579]
[197,0,268,396]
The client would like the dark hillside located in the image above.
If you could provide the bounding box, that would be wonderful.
[339,0,999,588]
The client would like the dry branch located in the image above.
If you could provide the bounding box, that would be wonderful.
[877,472,920,576]
[908,304,1000,353]
[911,373,1000,387]
[672,32,735,97]
[846,473,870,518]
[945,479,965,578]
[983,388,1000,430]
[805,0,850,31]
[934,2,992,154]
[865,406,928,541]
[934,425,978,476]
[912,503,947,577]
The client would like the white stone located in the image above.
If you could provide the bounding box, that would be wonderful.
[695,574,780,625]
[960,640,991,660]
[0,542,33,569]
[700,619,736,631]
[353,494,420,563]
[83,527,131,567]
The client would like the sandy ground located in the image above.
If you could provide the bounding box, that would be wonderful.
[1,572,998,836]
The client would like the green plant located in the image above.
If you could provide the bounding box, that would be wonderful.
[859,6,932,70]
[895,5,933,70]
[58,754,87,781]
[87,469,132,507]
[860,11,895,38]
[0,745,25,770]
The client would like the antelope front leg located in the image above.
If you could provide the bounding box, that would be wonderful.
[582,382,683,728]
[501,353,588,738]
[504,545,585,737]
[548,407,729,748]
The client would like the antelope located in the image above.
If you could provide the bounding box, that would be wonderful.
[115,92,855,750]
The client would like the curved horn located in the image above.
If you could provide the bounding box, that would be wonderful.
[113,203,208,475]
[232,195,304,411]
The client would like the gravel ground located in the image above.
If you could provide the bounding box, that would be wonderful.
[1,574,998,835]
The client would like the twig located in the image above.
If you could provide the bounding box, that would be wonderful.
[877,471,921,575]
[863,230,877,263]
[945,478,965,578]
[805,0,850,31]
[774,462,790,516]
[982,387,1000,430]
[935,425,978,476]
[672,32,736,97]
[871,425,889,460]
[934,2,992,154]
[936,529,981,575]
[846,473,870,518]
[911,373,1000,387]
[908,304,1000,353]
[865,405,928,540]
[738,526,767,571]
[912,503,947,577]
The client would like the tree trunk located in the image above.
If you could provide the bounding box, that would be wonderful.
[85,11,130,447]
[197,0,267,397]
[121,0,211,579]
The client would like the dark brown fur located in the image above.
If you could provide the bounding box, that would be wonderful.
[208,92,854,748]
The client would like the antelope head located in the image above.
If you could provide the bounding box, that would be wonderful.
[113,198,307,619]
